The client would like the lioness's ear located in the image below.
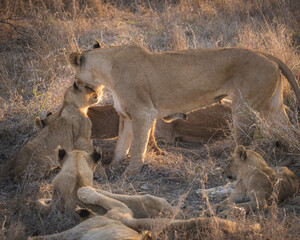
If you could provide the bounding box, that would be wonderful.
[91,147,102,164]
[34,117,45,131]
[234,145,247,161]
[55,145,67,166]
[93,40,102,49]
[69,52,82,67]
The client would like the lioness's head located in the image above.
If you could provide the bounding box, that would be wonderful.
[64,81,101,108]
[222,145,268,181]
[69,44,105,95]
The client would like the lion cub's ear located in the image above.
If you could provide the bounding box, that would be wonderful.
[75,208,96,221]
[234,145,247,161]
[91,147,102,164]
[73,82,79,91]
[55,145,68,167]
[34,117,45,132]
[93,40,102,49]
[69,52,82,67]
[142,232,152,240]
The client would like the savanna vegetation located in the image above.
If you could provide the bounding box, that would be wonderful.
[0,0,299,239]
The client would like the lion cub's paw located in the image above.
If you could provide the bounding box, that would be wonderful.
[77,186,99,205]
[217,207,246,220]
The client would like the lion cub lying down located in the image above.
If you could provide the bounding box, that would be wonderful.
[35,146,259,239]
[30,207,151,240]
[209,145,299,217]
[38,146,102,214]
[0,81,102,182]
[38,103,231,159]
[38,147,173,218]
[32,186,259,240]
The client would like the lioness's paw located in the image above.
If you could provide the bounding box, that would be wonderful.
[122,164,143,177]
[77,186,98,204]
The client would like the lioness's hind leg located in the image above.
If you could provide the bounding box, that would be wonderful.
[112,114,132,166]
[261,80,290,126]
[147,119,163,155]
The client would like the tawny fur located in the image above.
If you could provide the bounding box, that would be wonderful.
[33,147,259,239]
[69,45,300,176]
[88,103,231,144]
[0,82,101,182]
[38,103,230,158]
[29,214,151,240]
[31,186,259,240]
[30,187,259,240]
[209,145,299,217]
[38,146,173,217]
[37,147,103,214]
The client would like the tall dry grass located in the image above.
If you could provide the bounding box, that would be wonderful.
[0,0,299,239]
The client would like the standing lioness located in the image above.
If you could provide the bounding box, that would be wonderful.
[69,45,300,175]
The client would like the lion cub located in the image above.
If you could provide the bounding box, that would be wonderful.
[211,145,299,216]
[33,186,258,240]
[38,146,102,213]
[38,146,175,220]
[0,81,101,182]
[29,208,151,240]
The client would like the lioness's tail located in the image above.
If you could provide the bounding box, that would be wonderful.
[262,53,300,104]
[0,157,16,178]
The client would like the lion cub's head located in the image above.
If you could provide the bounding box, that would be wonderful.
[34,81,101,131]
[222,145,268,181]
[37,147,102,214]
[64,81,101,109]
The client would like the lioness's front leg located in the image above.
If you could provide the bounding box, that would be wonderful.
[112,113,132,166]
[123,114,154,176]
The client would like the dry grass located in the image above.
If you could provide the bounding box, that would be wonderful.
[0,0,300,239]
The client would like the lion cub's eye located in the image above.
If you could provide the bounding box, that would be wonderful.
[84,86,95,92]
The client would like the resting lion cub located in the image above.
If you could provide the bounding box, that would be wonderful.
[30,208,151,240]
[37,102,231,166]
[38,146,102,214]
[210,145,299,216]
[0,81,100,182]
[38,147,174,217]
[69,44,300,176]
[32,186,259,239]
[36,104,165,155]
